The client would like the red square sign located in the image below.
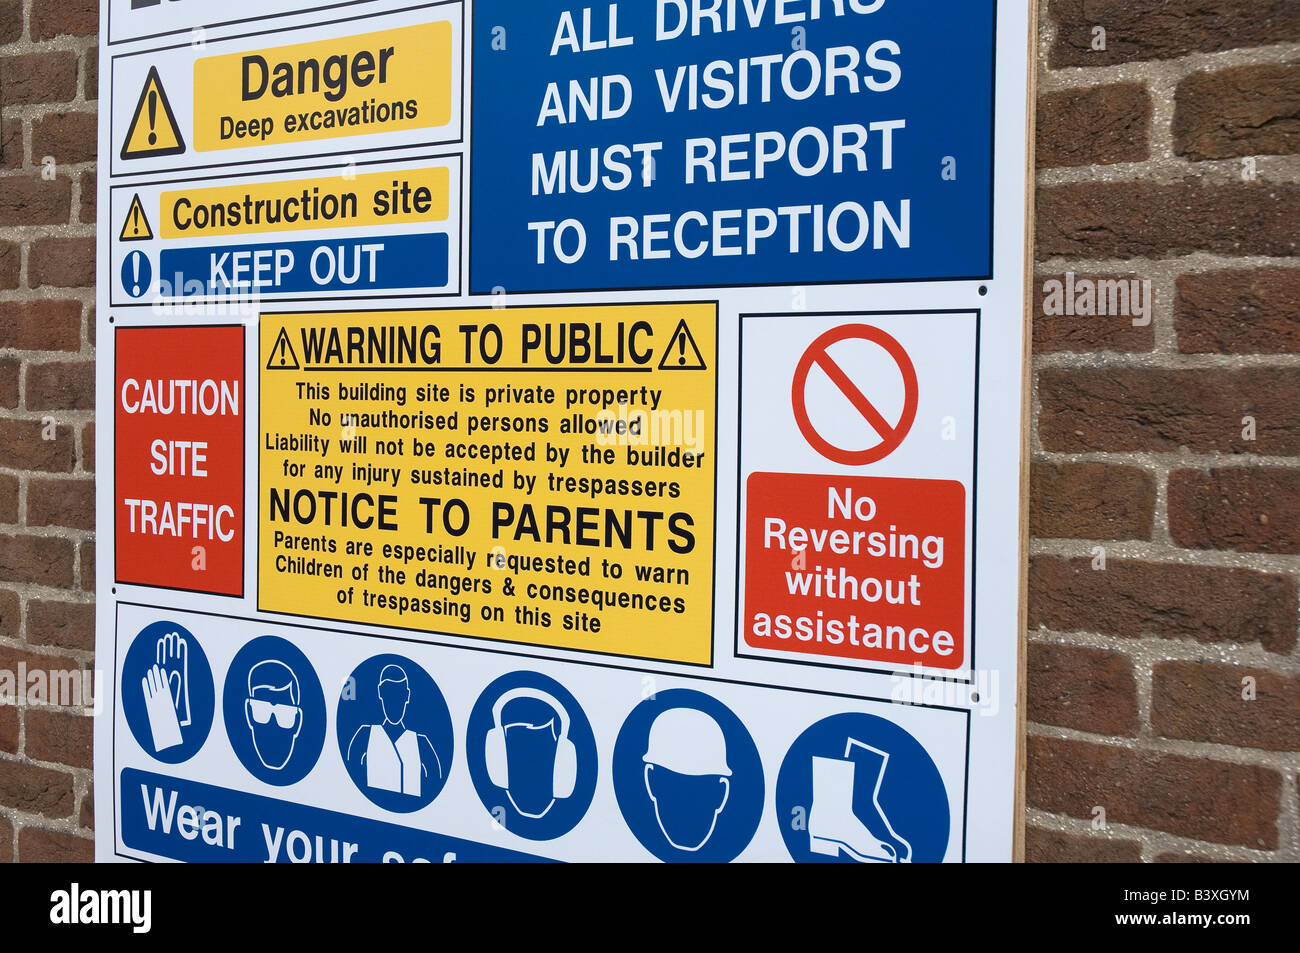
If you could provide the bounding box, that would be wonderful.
[115,326,244,595]
[743,472,966,669]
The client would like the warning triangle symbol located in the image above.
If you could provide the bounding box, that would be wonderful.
[119,194,153,242]
[120,66,186,160]
[267,328,300,371]
[657,318,707,371]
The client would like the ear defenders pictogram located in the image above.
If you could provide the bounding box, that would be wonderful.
[485,688,577,799]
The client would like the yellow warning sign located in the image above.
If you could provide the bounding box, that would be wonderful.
[259,305,717,664]
[121,66,186,160]
[120,194,154,242]
[659,319,707,371]
[159,166,449,239]
[267,328,299,370]
[193,23,453,152]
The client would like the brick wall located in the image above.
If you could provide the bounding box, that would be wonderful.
[0,1,1295,862]
[1027,0,1300,861]
[0,0,97,862]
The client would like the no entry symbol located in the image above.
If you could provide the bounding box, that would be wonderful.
[791,325,919,466]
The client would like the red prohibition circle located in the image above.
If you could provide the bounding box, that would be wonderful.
[791,324,919,466]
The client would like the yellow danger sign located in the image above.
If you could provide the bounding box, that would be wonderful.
[159,166,449,239]
[120,194,154,242]
[193,22,453,152]
[259,305,717,665]
[121,66,187,160]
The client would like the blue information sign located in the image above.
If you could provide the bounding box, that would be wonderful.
[471,0,994,292]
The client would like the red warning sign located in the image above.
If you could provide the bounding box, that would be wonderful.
[743,471,965,669]
[791,325,918,466]
[115,326,244,595]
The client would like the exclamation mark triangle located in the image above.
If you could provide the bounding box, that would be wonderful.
[120,65,186,160]
[267,328,300,370]
[658,318,707,370]
[119,194,154,242]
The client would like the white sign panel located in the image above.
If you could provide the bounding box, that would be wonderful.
[96,0,1032,863]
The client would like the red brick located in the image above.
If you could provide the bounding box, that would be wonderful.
[0,706,17,753]
[1034,272,1155,353]
[1027,735,1280,848]
[0,644,78,679]
[0,473,15,523]
[1169,468,1300,555]
[0,0,22,45]
[78,792,92,830]
[81,422,94,472]
[0,534,75,587]
[25,709,91,768]
[79,169,95,224]
[1037,83,1150,168]
[0,300,83,351]
[25,360,93,411]
[26,477,93,531]
[1028,643,1138,736]
[30,112,98,170]
[0,118,20,170]
[1154,851,1238,863]
[1028,556,1297,653]
[1025,827,1143,863]
[0,761,74,817]
[1153,661,1300,752]
[1037,183,1300,261]
[0,239,17,289]
[1174,64,1300,160]
[0,174,72,227]
[1029,462,1154,540]
[0,419,77,472]
[1176,269,1300,354]
[0,357,17,408]
[1039,368,1300,454]
[83,46,97,100]
[1047,0,1300,68]
[18,826,92,862]
[0,52,78,106]
[0,815,10,863]
[30,0,98,40]
[0,588,17,638]
[78,540,93,592]
[28,236,95,289]
[26,600,92,652]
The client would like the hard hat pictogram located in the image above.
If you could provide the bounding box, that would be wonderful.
[643,706,732,776]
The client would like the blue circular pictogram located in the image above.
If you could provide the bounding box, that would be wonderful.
[121,620,214,764]
[121,250,152,299]
[775,712,950,863]
[223,636,326,786]
[612,689,763,863]
[466,671,598,841]
[336,654,454,813]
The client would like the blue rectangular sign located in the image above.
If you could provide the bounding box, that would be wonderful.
[470,0,995,293]
[159,232,449,296]
[120,768,549,863]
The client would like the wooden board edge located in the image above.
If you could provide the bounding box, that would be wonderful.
[1012,0,1040,865]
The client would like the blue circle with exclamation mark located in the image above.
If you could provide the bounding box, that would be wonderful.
[121,250,152,299]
